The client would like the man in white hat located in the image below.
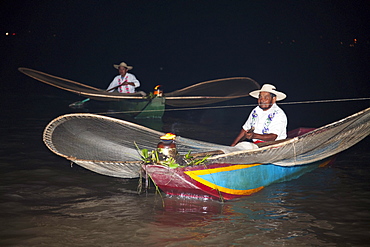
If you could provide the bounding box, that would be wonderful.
[106,62,140,93]
[231,84,287,149]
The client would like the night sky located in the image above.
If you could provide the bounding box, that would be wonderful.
[1,1,369,115]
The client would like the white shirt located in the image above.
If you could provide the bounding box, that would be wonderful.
[106,73,140,93]
[242,103,287,141]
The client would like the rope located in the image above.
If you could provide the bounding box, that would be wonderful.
[280,97,370,105]
[96,97,370,116]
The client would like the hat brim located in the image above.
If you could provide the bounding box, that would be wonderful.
[113,64,133,70]
[249,89,286,101]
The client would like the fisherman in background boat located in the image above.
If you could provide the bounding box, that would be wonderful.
[107,62,140,93]
[231,84,287,149]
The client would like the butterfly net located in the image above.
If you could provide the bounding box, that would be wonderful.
[43,107,370,178]
[19,67,260,105]
[164,77,260,106]
[18,67,145,100]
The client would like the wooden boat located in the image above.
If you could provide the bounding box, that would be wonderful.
[141,110,370,200]
[109,97,166,119]
[140,128,327,201]
[142,128,334,201]
[142,158,335,201]
[18,67,259,119]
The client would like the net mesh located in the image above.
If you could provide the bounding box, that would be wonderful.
[164,77,260,106]
[43,107,370,178]
[19,68,259,106]
[18,67,145,100]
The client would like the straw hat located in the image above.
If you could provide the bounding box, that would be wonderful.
[249,84,286,101]
[113,62,133,70]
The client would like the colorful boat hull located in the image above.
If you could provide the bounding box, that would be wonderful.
[143,157,334,201]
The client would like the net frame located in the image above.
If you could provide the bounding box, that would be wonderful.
[19,67,260,105]
[43,107,370,178]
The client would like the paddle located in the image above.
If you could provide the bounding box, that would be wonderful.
[69,83,126,108]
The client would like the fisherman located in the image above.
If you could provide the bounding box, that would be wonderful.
[107,61,140,93]
[231,84,287,149]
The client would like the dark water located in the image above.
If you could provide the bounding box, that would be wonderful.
[1,90,369,246]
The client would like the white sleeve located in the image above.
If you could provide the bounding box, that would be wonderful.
[129,74,140,88]
[242,111,254,131]
[107,77,118,92]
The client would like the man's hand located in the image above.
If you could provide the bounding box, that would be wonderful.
[231,128,254,146]
[244,131,254,140]
[244,127,255,140]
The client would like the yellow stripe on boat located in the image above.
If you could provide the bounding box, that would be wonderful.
[184,164,264,195]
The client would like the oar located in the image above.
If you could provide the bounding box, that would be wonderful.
[132,85,162,118]
[69,98,91,108]
[69,84,124,108]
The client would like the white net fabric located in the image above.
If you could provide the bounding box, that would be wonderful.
[164,77,260,106]
[19,67,260,105]
[43,107,370,178]
[43,114,229,178]
[18,67,145,100]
